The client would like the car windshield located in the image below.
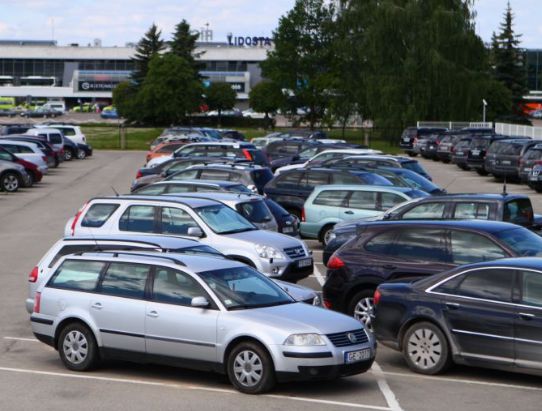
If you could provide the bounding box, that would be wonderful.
[227,184,252,194]
[494,228,542,256]
[198,266,294,310]
[401,161,428,176]
[196,204,256,234]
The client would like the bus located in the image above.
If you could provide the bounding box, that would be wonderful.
[0,97,15,110]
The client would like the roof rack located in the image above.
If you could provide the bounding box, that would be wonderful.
[78,250,187,266]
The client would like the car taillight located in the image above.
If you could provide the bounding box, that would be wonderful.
[535,160,542,166]
[29,266,39,283]
[242,149,253,160]
[34,292,41,313]
[327,255,345,270]
[136,169,143,179]
[70,202,89,235]
[301,208,306,222]
[373,289,381,306]
[323,299,332,309]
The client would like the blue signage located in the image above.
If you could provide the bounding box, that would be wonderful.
[227,34,272,47]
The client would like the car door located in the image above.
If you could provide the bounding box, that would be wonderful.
[145,266,219,363]
[435,268,516,364]
[90,262,149,354]
[341,190,381,219]
[514,269,542,370]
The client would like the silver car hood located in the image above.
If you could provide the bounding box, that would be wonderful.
[273,280,317,302]
[226,229,306,250]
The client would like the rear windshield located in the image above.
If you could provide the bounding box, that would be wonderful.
[81,204,119,227]
[251,168,274,186]
[471,137,491,149]
[455,139,472,150]
[524,148,542,161]
[265,198,290,217]
[503,199,533,226]
[236,201,274,224]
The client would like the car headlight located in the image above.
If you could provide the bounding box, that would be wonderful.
[255,244,285,260]
[284,333,326,346]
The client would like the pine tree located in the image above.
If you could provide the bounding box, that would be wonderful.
[170,19,202,77]
[131,23,166,86]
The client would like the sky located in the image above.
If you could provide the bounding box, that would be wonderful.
[0,0,539,48]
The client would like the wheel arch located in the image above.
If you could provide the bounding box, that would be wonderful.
[222,335,274,373]
[54,316,101,350]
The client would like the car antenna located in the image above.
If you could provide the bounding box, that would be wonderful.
[502,176,507,196]
[111,186,119,197]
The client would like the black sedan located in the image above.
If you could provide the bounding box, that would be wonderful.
[20,107,61,118]
[373,257,542,376]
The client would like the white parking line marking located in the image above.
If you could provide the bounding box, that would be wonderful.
[4,337,39,342]
[0,366,390,409]
[313,264,326,286]
[372,363,404,411]
[382,370,542,392]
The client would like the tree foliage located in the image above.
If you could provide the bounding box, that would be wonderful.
[170,19,202,76]
[249,81,284,116]
[131,23,166,86]
[205,82,236,124]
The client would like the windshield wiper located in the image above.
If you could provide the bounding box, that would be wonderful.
[221,227,256,234]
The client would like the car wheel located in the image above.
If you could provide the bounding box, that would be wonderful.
[348,290,375,331]
[402,321,451,375]
[58,323,99,371]
[227,341,275,394]
[442,159,450,164]
[319,224,335,246]
[77,149,87,160]
[64,149,73,161]
[0,172,21,192]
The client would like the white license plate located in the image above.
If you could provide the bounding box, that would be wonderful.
[403,137,410,142]
[530,175,539,181]
[471,150,480,156]
[345,349,371,364]
[283,226,294,233]
[524,168,532,172]
[298,258,312,268]
[501,160,511,165]
[456,152,464,156]
[429,145,434,150]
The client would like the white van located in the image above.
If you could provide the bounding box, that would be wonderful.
[42,101,65,113]
[36,124,86,144]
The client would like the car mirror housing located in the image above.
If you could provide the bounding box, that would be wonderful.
[191,296,210,308]
[187,227,204,238]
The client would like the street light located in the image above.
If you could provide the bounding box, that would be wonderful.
[482,99,488,123]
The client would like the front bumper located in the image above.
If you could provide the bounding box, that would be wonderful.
[277,358,375,382]
[260,257,313,282]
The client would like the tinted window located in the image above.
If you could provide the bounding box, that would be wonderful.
[494,227,542,256]
[401,161,427,175]
[402,203,445,219]
[394,229,449,261]
[275,171,303,187]
[313,190,348,207]
[359,173,393,186]
[169,169,199,180]
[521,270,542,307]
[196,204,255,234]
[81,204,119,228]
[453,203,490,220]
[226,184,252,194]
[381,193,406,209]
[236,201,273,223]
[348,191,377,210]
[450,231,507,264]
[48,260,104,291]
[305,171,330,187]
[49,133,63,144]
[119,205,156,233]
[0,150,13,161]
[504,199,533,226]
[455,269,514,302]
[168,185,194,193]
[524,148,542,161]
[332,172,361,184]
[200,169,232,180]
[152,267,208,306]
[364,230,397,254]
[161,207,199,235]
[99,262,149,299]
[135,185,167,195]
[60,128,75,136]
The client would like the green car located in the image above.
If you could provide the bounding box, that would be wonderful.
[300,184,428,245]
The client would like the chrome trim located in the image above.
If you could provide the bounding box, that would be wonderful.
[452,329,513,341]
[145,334,216,348]
[460,352,514,364]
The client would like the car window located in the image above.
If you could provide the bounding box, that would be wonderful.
[348,191,377,210]
[0,150,13,161]
[450,231,508,264]
[135,185,167,195]
[275,171,303,187]
[305,171,330,187]
[520,270,542,307]
[81,204,119,228]
[48,260,105,291]
[152,267,210,306]
[161,207,199,235]
[504,199,533,226]
[169,169,199,180]
[332,172,360,184]
[226,184,252,194]
[394,229,449,262]
[401,203,445,219]
[364,230,397,255]
[453,203,490,220]
[200,169,232,180]
[236,201,273,224]
[99,262,149,299]
[313,190,349,207]
[381,193,406,210]
[49,133,63,144]
[524,149,542,161]
[119,205,156,233]
[455,269,514,302]
[60,128,75,136]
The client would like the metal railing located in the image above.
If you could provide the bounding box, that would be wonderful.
[495,123,542,139]
[416,121,493,130]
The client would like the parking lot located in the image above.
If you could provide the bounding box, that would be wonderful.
[1,151,541,411]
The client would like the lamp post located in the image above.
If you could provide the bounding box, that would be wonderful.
[482,99,488,123]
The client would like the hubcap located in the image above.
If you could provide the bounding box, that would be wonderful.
[65,151,72,160]
[62,330,88,364]
[233,350,263,387]
[353,297,374,331]
[323,229,333,245]
[407,328,442,370]
[77,150,86,159]
[3,175,18,191]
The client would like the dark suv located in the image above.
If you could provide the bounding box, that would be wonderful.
[263,139,319,171]
[519,143,542,183]
[399,127,447,156]
[466,134,512,175]
[484,138,536,180]
[323,220,542,328]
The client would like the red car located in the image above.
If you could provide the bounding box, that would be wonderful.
[0,146,42,184]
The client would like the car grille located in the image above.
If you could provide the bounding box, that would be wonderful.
[326,329,369,347]
[283,246,306,259]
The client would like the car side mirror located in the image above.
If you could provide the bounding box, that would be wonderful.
[383,213,391,220]
[187,227,204,238]
[191,296,210,308]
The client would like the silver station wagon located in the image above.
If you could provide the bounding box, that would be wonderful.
[30,252,376,394]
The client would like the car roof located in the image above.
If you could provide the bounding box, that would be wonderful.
[362,219,520,232]
[311,184,417,194]
[153,179,241,187]
[93,195,221,208]
[417,193,527,201]
[61,234,200,247]
[0,139,37,147]
[168,192,262,203]
[451,257,542,271]
[180,142,255,148]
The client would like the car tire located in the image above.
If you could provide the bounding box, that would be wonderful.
[58,323,99,371]
[64,149,74,161]
[77,149,87,160]
[347,289,375,331]
[442,159,450,164]
[402,321,451,375]
[319,224,336,246]
[0,171,21,192]
[227,341,276,394]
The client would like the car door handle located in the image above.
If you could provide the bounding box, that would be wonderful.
[344,210,354,215]
[519,312,535,321]
[147,310,159,318]
[382,264,396,270]
[91,302,102,310]
[446,302,461,310]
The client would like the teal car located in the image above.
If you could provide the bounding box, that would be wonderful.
[300,185,428,244]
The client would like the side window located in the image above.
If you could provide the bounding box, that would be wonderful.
[81,204,119,228]
[455,269,514,302]
[152,267,209,306]
[313,190,348,207]
[19,146,34,153]
[48,260,105,291]
[381,193,406,210]
[364,230,397,255]
[135,185,166,195]
[331,172,359,184]
[306,171,330,187]
[170,169,199,180]
[504,199,533,226]
[275,171,303,188]
[520,270,542,307]
[161,207,199,235]
[401,203,445,219]
[0,150,12,161]
[119,205,156,233]
[99,262,150,299]
[453,203,490,220]
[200,169,232,180]
[394,229,449,262]
[348,191,377,210]
[167,185,193,194]
[195,185,219,192]
[450,231,508,265]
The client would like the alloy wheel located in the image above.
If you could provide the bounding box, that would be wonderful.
[406,328,442,371]
[2,174,19,192]
[353,297,374,331]
[62,330,89,365]
[233,350,264,387]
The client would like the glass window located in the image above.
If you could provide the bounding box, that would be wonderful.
[134,185,166,195]
[49,133,63,144]
[381,193,406,210]
[359,173,393,186]
[0,149,12,161]
[450,231,508,264]
[275,171,303,187]
[226,184,252,194]
[313,190,348,207]
[402,203,445,219]
[81,204,119,228]
[161,207,199,235]
[152,267,208,306]
[455,269,514,302]
[196,204,255,234]
[332,172,360,184]
[348,191,377,210]
[453,203,490,220]
[119,205,156,233]
[169,169,199,180]
[432,274,464,294]
[200,169,232,180]
[194,185,220,192]
[394,229,449,262]
[236,201,273,224]
[305,171,330,187]
[494,227,542,256]
[364,230,397,255]
[48,260,105,291]
[99,262,149,299]
[521,270,542,307]
[503,199,533,226]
